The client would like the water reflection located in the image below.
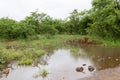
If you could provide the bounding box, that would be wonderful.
[1,46,120,80]
[81,46,120,70]
[46,49,94,80]
[5,49,94,80]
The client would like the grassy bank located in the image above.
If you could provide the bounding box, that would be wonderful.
[0,35,120,67]
[87,35,120,47]
[0,35,82,66]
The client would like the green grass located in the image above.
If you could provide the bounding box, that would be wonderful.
[18,58,33,65]
[101,39,120,47]
[87,35,120,47]
[0,35,82,65]
[0,35,120,66]
[34,50,47,57]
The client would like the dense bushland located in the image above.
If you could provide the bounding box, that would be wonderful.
[0,0,120,39]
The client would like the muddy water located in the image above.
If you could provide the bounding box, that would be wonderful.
[81,46,120,70]
[1,46,120,80]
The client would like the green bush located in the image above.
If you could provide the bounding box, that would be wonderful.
[15,22,36,39]
[0,18,17,39]
[39,24,58,35]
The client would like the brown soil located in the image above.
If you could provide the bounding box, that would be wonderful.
[67,37,102,46]
[79,67,120,80]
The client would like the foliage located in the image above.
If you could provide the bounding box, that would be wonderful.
[41,69,48,78]
[23,11,49,34]
[0,18,17,39]
[87,0,120,38]
[53,19,67,34]
[0,17,36,39]
[16,22,36,38]
[0,1,120,43]
[39,23,58,35]
[0,11,59,39]
[67,9,81,34]
[65,9,92,35]
[18,57,33,65]
[78,10,92,35]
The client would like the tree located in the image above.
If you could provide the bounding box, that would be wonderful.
[0,17,17,39]
[23,11,50,34]
[66,9,92,35]
[15,21,36,38]
[39,18,58,35]
[87,0,120,38]
[52,19,67,34]
[68,9,80,34]
[78,10,92,35]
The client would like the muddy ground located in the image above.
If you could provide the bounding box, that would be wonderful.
[80,67,120,80]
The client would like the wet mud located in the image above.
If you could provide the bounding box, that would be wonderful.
[80,67,120,80]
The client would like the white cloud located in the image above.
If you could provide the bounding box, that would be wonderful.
[0,0,92,21]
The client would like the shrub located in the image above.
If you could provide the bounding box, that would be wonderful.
[0,18,17,39]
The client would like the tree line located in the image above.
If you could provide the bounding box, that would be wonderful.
[0,0,120,39]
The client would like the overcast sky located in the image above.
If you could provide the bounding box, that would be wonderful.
[0,0,92,21]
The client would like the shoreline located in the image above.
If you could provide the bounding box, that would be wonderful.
[80,67,120,80]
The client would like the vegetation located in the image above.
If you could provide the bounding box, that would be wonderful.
[0,35,85,65]
[87,0,120,38]
[0,0,120,40]
[41,69,48,78]
[18,58,33,65]
[0,48,47,65]
[0,0,120,66]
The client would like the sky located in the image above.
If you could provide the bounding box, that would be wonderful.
[0,0,92,21]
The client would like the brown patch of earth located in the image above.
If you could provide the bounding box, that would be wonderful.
[79,67,120,80]
[67,37,102,46]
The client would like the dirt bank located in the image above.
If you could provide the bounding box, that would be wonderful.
[79,67,120,80]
